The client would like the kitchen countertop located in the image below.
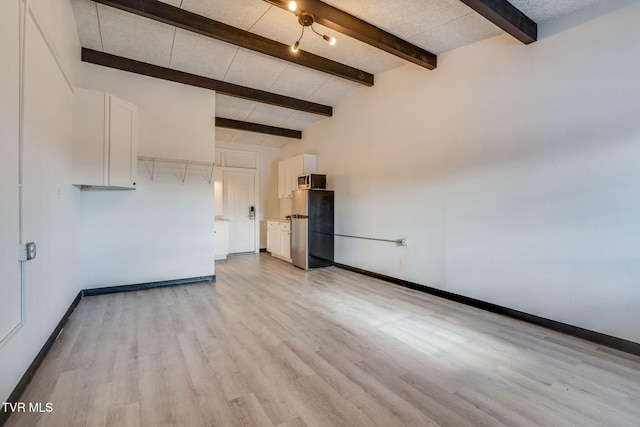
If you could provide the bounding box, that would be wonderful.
[267,218,291,223]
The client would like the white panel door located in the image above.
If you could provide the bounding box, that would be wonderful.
[223,170,256,253]
[0,0,22,344]
[108,95,136,188]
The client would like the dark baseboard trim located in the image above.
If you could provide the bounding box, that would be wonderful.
[0,292,82,426]
[1,275,216,426]
[259,248,267,252]
[335,263,640,357]
[81,275,215,297]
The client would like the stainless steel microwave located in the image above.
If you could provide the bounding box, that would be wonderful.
[298,174,326,189]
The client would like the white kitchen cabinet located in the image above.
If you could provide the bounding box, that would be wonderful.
[267,220,291,262]
[279,221,291,260]
[277,154,316,198]
[72,88,137,188]
[267,221,278,253]
[278,159,286,199]
[215,220,230,260]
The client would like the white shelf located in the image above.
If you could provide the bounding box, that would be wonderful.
[138,156,215,183]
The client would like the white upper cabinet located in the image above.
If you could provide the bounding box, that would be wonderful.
[278,154,316,198]
[72,88,137,189]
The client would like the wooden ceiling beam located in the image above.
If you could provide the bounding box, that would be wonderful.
[92,0,373,86]
[216,117,302,139]
[82,48,333,117]
[458,0,537,44]
[264,0,437,70]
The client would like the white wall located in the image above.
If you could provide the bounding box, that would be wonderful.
[0,0,82,403]
[1,0,217,403]
[0,0,22,346]
[76,64,216,288]
[79,177,214,288]
[281,2,640,343]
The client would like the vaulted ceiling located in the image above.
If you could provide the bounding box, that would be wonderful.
[71,0,607,148]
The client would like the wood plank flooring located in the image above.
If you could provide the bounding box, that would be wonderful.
[6,253,640,426]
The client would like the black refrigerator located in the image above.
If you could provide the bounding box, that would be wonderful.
[291,189,334,270]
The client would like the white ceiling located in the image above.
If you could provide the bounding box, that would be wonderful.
[70,0,608,149]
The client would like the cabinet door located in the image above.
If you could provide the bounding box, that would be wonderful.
[291,155,303,195]
[284,158,293,198]
[281,229,291,259]
[301,154,317,174]
[72,89,107,186]
[278,160,285,198]
[215,221,229,260]
[278,154,317,199]
[267,222,278,253]
[107,95,137,188]
[279,222,291,259]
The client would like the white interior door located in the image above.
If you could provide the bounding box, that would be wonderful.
[223,170,256,253]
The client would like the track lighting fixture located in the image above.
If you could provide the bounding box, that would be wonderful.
[289,10,336,53]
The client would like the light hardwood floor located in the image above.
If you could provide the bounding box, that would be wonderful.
[6,253,640,426]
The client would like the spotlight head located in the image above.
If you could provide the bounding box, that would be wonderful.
[288,1,297,11]
[291,40,300,53]
[322,34,336,46]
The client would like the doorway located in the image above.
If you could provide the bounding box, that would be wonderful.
[222,170,257,254]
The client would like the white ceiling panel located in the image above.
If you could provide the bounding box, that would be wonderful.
[246,104,294,128]
[510,0,607,22]
[246,5,302,46]
[170,29,238,81]
[295,22,386,68]
[261,136,293,148]
[281,111,326,130]
[307,77,361,106]
[180,0,271,31]
[215,95,259,121]
[223,49,288,91]
[231,130,268,145]
[322,0,473,40]
[349,49,408,75]
[70,0,103,51]
[269,64,331,100]
[97,5,175,67]
[215,127,238,143]
[410,12,503,55]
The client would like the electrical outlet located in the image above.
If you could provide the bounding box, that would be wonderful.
[26,242,37,260]
[401,238,408,247]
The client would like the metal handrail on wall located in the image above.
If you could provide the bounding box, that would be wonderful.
[335,233,408,246]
